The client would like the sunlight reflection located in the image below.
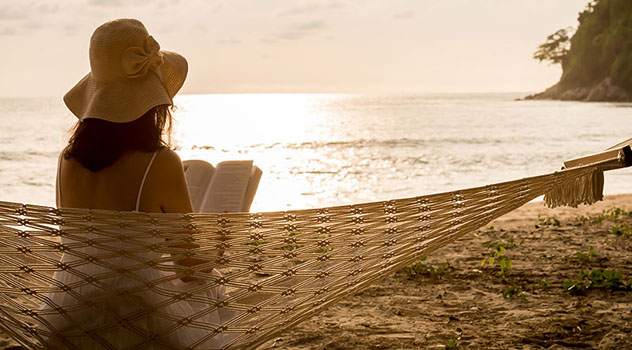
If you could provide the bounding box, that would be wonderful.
[169,94,632,213]
[173,94,349,211]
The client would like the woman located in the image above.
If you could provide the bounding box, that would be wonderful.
[59,18,191,214]
[39,19,232,349]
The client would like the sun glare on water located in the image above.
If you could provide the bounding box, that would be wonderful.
[171,93,632,213]
[173,94,351,211]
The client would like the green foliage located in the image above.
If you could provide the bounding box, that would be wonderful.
[481,238,518,278]
[533,27,573,66]
[606,207,632,221]
[611,222,632,237]
[534,278,549,289]
[502,284,525,299]
[564,269,632,293]
[595,207,632,237]
[402,256,448,278]
[543,0,632,92]
[445,338,460,350]
[573,246,597,263]
[537,214,561,227]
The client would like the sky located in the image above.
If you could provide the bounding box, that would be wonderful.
[0,0,589,97]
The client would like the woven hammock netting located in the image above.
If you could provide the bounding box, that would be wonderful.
[0,160,617,349]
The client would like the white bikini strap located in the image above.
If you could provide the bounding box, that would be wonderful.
[135,150,160,211]
[56,151,64,208]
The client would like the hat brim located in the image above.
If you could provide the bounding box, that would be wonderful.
[64,50,188,123]
[159,50,188,99]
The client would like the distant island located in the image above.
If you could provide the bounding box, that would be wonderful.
[525,0,632,102]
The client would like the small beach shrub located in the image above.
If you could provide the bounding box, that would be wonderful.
[534,278,549,289]
[537,214,561,227]
[594,213,604,225]
[586,207,632,238]
[502,284,525,299]
[571,246,597,263]
[564,269,632,293]
[611,222,632,238]
[577,215,589,225]
[401,256,448,278]
[606,207,632,221]
[593,207,632,237]
[481,238,518,278]
[445,338,460,350]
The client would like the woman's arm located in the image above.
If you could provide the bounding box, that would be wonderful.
[146,149,216,281]
[149,149,193,214]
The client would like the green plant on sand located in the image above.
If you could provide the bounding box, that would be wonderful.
[571,246,598,263]
[445,338,460,350]
[401,255,448,278]
[536,214,561,228]
[564,269,632,293]
[481,237,519,278]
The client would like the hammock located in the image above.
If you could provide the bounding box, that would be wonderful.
[0,143,630,350]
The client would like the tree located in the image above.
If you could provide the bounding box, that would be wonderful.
[533,27,574,68]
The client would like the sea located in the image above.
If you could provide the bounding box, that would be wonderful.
[1,93,631,212]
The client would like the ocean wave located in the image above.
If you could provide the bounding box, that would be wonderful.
[189,137,510,151]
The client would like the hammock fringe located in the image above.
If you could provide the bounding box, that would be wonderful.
[544,167,604,208]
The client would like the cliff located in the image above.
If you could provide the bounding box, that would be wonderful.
[525,78,630,102]
[526,0,632,102]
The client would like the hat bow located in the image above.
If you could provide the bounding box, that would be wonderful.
[122,35,164,78]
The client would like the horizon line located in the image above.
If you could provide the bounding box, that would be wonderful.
[0,91,537,99]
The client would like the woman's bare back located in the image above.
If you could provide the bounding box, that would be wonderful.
[57,148,193,213]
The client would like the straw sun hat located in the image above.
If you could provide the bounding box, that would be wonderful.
[64,18,188,123]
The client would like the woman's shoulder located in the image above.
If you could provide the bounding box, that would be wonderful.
[148,148,186,180]
[154,147,183,167]
[143,147,192,213]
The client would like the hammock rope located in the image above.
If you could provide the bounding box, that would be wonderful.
[0,147,628,349]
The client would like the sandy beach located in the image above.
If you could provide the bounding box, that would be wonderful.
[1,195,632,349]
[269,194,632,349]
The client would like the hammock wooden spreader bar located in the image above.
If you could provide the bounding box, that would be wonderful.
[0,143,630,350]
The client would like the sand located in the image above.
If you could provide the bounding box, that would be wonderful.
[269,194,632,349]
[2,195,632,349]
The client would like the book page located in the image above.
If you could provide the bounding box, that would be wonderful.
[183,160,215,212]
[201,160,253,213]
[241,166,262,212]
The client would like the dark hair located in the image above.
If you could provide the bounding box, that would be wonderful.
[64,105,173,172]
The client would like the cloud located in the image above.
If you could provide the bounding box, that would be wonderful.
[294,21,325,31]
[0,4,29,20]
[87,0,124,7]
[0,2,61,36]
[272,20,326,41]
[0,26,16,35]
[37,3,60,14]
[393,10,415,19]
[22,21,45,31]
[279,1,343,16]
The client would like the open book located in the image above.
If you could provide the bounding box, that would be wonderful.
[183,160,262,213]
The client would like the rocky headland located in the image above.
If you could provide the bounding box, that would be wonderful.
[525,78,631,102]
[526,0,632,102]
